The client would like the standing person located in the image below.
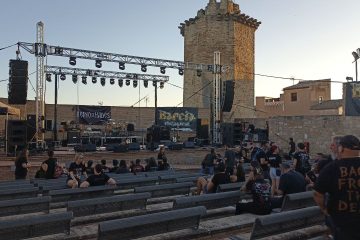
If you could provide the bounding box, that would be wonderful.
[15,147,31,180]
[157,146,167,165]
[267,145,282,196]
[201,148,217,175]
[293,142,311,176]
[255,141,270,181]
[67,154,87,188]
[224,145,236,175]
[236,161,272,215]
[314,135,360,240]
[42,150,57,179]
[289,138,296,158]
[80,164,116,188]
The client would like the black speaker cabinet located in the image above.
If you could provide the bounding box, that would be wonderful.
[8,60,28,104]
[222,80,235,112]
[6,120,27,153]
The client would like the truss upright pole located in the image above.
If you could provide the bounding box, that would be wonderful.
[213,52,222,145]
[35,21,45,148]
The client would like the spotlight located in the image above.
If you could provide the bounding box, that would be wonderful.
[160,66,166,74]
[196,69,202,77]
[160,81,164,89]
[72,75,78,84]
[100,77,106,86]
[118,79,123,87]
[110,78,115,85]
[126,80,130,86]
[133,74,138,79]
[95,60,102,68]
[153,81,157,87]
[46,73,51,82]
[92,77,97,84]
[346,76,354,82]
[144,80,148,88]
[81,76,87,85]
[352,51,359,61]
[60,74,66,81]
[69,57,76,66]
[133,80,138,88]
[178,68,184,76]
[119,62,125,70]
[141,64,147,72]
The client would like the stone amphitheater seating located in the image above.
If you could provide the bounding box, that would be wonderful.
[49,185,115,202]
[134,182,193,198]
[0,196,50,217]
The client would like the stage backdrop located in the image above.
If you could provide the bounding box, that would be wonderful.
[77,106,111,125]
[158,107,198,131]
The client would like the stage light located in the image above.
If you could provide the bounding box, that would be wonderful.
[160,66,166,74]
[144,80,148,88]
[60,74,66,81]
[92,77,97,84]
[95,60,102,68]
[141,64,147,72]
[72,75,78,84]
[110,78,115,85]
[81,76,87,85]
[196,69,202,77]
[153,81,157,87]
[100,77,106,86]
[133,80,138,88]
[46,73,52,82]
[126,80,130,86]
[178,68,184,76]
[159,81,164,89]
[54,47,63,55]
[118,79,123,87]
[346,76,354,82]
[69,57,76,66]
[119,62,125,70]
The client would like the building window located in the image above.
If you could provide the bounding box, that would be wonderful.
[319,96,323,103]
[291,93,297,102]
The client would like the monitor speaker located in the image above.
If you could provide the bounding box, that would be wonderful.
[8,60,28,104]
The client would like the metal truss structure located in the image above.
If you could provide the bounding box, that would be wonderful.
[18,42,229,73]
[45,66,169,82]
[212,52,222,145]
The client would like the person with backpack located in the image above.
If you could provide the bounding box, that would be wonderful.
[236,160,272,215]
[293,142,311,176]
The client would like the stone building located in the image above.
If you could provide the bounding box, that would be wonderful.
[179,0,261,120]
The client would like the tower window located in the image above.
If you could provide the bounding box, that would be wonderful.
[291,93,297,102]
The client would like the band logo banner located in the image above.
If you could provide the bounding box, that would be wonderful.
[77,106,111,125]
[158,107,198,131]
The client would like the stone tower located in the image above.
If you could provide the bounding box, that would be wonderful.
[179,0,261,120]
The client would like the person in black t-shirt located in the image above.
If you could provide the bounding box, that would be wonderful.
[15,147,31,180]
[145,157,158,172]
[267,145,282,196]
[255,142,270,182]
[80,164,116,188]
[116,160,130,174]
[42,150,57,179]
[224,145,236,175]
[196,162,237,194]
[289,138,296,158]
[67,154,87,188]
[314,135,360,240]
[201,148,217,175]
[293,142,311,176]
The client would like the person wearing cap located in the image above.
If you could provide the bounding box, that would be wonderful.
[314,135,360,240]
[80,164,116,188]
[236,160,272,215]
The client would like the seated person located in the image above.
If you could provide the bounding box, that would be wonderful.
[132,159,144,173]
[196,162,237,195]
[157,158,170,171]
[110,159,119,173]
[236,161,272,215]
[67,154,88,188]
[101,159,110,173]
[145,157,158,172]
[116,160,130,174]
[85,160,94,175]
[80,164,116,188]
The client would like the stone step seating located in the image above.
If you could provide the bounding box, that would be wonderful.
[0,187,39,201]
[281,191,316,212]
[217,182,245,192]
[229,206,326,240]
[98,206,207,240]
[0,211,73,240]
[67,193,151,217]
[0,196,50,217]
[134,182,193,198]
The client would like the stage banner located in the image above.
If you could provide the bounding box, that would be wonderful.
[158,107,198,131]
[77,106,111,125]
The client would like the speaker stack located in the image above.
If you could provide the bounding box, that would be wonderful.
[8,60,28,104]
[6,120,27,154]
[222,80,235,112]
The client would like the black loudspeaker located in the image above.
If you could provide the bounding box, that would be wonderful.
[160,126,170,141]
[113,144,128,153]
[196,119,209,139]
[169,143,183,150]
[6,120,27,153]
[344,82,360,116]
[183,141,195,148]
[221,123,234,146]
[127,123,135,132]
[8,60,28,104]
[222,80,235,112]
[128,142,140,151]
[26,115,36,142]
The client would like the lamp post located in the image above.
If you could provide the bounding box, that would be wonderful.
[352,48,360,82]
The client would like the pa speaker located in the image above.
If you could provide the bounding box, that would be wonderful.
[127,123,135,132]
[6,120,27,153]
[222,80,234,112]
[8,60,28,104]
[344,82,360,116]
[26,114,36,142]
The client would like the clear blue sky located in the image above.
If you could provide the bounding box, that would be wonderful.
[1,0,359,108]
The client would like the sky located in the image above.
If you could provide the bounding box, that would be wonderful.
[0,0,359,108]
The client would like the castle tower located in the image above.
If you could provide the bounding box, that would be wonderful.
[179,0,261,120]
